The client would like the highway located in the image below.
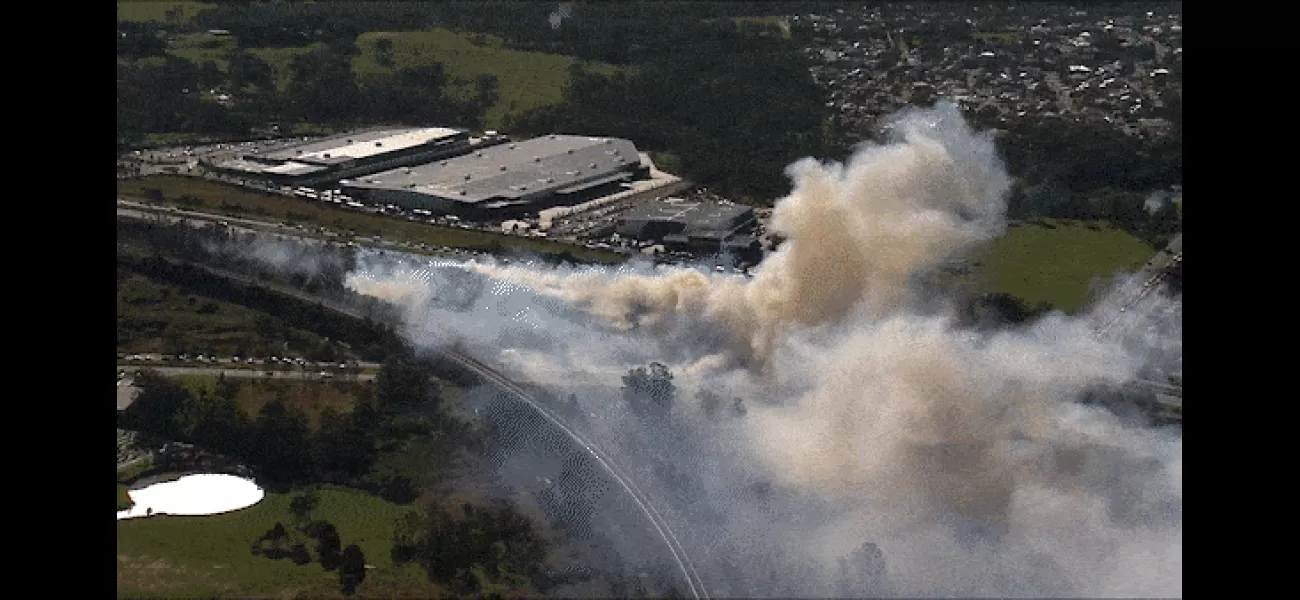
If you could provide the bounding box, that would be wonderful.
[118,365,375,382]
[1091,233,1181,339]
[1089,234,1183,412]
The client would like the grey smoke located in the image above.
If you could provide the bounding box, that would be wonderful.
[549,2,575,30]
[340,102,1180,597]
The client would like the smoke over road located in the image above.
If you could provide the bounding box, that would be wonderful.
[342,102,1181,597]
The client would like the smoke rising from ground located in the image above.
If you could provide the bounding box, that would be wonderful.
[337,102,1180,597]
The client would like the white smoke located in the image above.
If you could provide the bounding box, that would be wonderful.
[341,102,1181,597]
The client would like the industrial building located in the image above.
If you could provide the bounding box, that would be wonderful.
[339,135,649,220]
[208,126,476,187]
[616,198,759,258]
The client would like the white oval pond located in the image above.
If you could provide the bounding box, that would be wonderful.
[118,474,265,520]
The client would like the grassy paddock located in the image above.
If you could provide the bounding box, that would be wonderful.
[118,1,216,23]
[171,374,366,430]
[971,219,1156,313]
[118,175,625,263]
[353,29,620,129]
[117,269,341,358]
[973,30,1023,43]
[117,486,442,598]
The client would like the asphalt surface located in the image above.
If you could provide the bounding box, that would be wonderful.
[120,244,710,598]
[1091,233,1182,338]
[119,365,374,382]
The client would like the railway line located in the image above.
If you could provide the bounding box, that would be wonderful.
[118,234,711,598]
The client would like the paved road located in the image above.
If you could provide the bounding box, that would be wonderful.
[118,200,491,262]
[118,365,375,382]
[1091,233,1181,339]
[442,349,710,599]
[132,252,709,599]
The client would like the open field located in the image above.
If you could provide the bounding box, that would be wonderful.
[161,27,620,128]
[117,486,443,598]
[729,16,792,38]
[167,31,238,70]
[973,30,1023,43]
[118,1,215,23]
[117,267,345,359]
[972,219,1157,313]
[353,29,620,130]
[118,175,626,263]
[173,374,368,430]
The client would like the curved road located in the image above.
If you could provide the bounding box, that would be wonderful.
[116,215,711,598]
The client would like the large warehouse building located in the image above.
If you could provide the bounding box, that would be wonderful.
[616,198,759,258]
[209,126,477,187]
[339,135,649,220]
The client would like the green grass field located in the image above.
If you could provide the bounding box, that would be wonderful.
[118,175,626,263]
[118,1,215,23]
[117,268,346,359]
[117,487,443,598]
[172,374,367,430]
[352,29,620,130]
[162,27,621,128]
[729,16,791,38]
[972,219,1157,313]
[973,30,1023,43]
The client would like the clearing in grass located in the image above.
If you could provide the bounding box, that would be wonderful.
[117,486,444,598]
[352,29,620,130]
[971,219,1157,314]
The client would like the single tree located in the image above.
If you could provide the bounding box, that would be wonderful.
[339,544,367,595]
[374,37,396,68]
[289,489,320,522]
[316,522,343,571]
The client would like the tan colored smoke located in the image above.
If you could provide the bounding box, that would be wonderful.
[466,102,1010,367]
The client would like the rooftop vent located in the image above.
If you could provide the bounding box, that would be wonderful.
[566,149,574,154]
[459,190,467,195]
[375,141,383,147]
[500,165,507,171]
[323,153,331,158]
[509,144,517,149]
[440,161,448,166]
[533,156,541,162]
[347,139,353,143]
[464,174,472,180]
[590,163,598,169]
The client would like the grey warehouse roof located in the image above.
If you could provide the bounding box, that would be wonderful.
[619,199,755,234]
[345,135,640,204]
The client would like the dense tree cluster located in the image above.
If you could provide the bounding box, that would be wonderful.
[504,19,832,202]
[392,500,550,596]
[119,343,449,492]
[621,362,676,420]
[250,496,358,594]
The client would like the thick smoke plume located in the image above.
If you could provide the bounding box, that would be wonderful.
[340,102,1180,597]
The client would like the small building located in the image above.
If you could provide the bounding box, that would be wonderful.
[616,198,759,259]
